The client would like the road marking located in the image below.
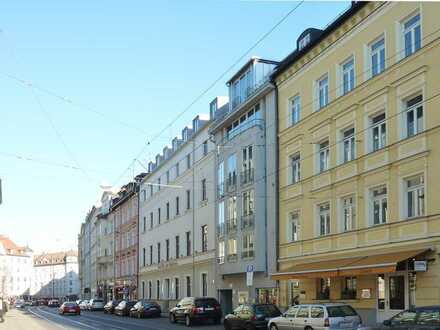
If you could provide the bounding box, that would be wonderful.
[33,307,98,329]
[27,308,70,330]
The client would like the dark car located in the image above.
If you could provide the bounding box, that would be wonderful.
[48,299,60,308]
[114,300,137,316]
[169,297,222,326]
[223,303,281,330]
[58,302,81,316]
[129,300,161,318]
[365,306,440,330]
[104,300,121,314]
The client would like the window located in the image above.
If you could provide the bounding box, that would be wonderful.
[242,234,254,258]
[176,162,180,177]
[406,175,425,218]
[186,276,191,297]
[372,186,387,225]
[290,95,301,126]
[166,202,170,220]
[150,212,154,229]
[290,153,301,184]
[166,170,170,184]
[156,280,160,299]
[228,239,237,258]
[157,242,161,263]
[317,278,330,300]
[218,241,225,264]
[319,203,331,236]
[186,154,191,170]
[319,141,329,173]
[241,146,253,184]
[175,278,179,300]
[405,94,423,137]
[342,57,355,95]
[201,225,208,252]
[403,13,421,58]
[175,235,180,259]
[218,161,224,197]
[157,178,161,191]
[176,196,180,216]
[165,279,170,299]
[242,190,254,217]
[142,281,145,299]
[201,179,207,201]
[142,248,146,267]
[341,277,357,299]
[342,128,355,163]
[201,273,208,297]
[203,140,208,156]
[142,189,146,202]
[228,196,237,231]
[142,216,146,233]
[186,231,191,257]
[227,154,237,187]
[342,196,355,232]
[165,239,170,261]
[371,113,386,151]
[318,75,329,109]
[218,201,225,236]
[371,37,385,77]
[157,207,161,225]
[297,306,310,318]
[149,184,153,196]
[288,212,299,242]
[148,281,152,299]
[149,245,153,265]
[311,306,325,318]
[185,190,190,210]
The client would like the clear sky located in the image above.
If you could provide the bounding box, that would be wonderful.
[0,0,349,253]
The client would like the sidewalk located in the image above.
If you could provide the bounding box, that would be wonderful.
[0,308,59,330]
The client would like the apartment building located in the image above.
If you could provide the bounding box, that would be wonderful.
[138,113,216,311]
[272,2,440,325]
[210,58,278,312]
[33,251,79,299]
[0,235,33,298]
[110,177,145,301]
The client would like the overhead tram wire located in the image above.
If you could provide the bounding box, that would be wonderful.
[111,0,306,186]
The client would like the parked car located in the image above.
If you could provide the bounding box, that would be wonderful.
[25,300,32,306]
[268,303,362,330]
[88,299,105,311]
[104,300,121,314]
[58,302,81,316]
[48,299,60,308]
[76,300,82,305]
[79,300,89,310]
[114,300,137,316]
[224,303,281,330]
[14,299,26,309]
[129,300,161,318]
[170,297,222,326]
[359,306,440,330]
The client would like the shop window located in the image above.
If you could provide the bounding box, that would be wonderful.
[377,274,385,310]
[317,278,330,300]
[341,277,357,299]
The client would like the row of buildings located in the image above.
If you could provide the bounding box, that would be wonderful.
[78,2,440,325]
[0,235,79,299]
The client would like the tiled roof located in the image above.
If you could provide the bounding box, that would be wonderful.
[33,250,78,266]
[0,235,28,256]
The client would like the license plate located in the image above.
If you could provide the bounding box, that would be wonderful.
[150,308,157,310]
[339,322,352,328]
[69,309,76,312]
[205,307,214,311]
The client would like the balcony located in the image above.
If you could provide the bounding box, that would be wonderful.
[241,214,255,230]
[226,220,237,234]
[240,168,254,185]
[217,256,225,264]
[226,176,237,193]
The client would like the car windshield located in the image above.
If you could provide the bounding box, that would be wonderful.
[255,304,281,317]
[327,305,358,317]
[195,298,218,307]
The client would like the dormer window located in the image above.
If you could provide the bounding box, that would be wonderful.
[298,33,311,50]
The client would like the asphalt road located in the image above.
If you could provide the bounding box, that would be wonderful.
[1,306,225,330]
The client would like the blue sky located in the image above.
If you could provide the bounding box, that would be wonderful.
[0,0,349,253]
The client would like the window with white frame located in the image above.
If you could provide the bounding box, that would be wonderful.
[403,13,421,58]
[242,190,254,216]
[342,57,355,95]
[290,95,301,126]
[371,37,385,77]
[290,153,301,184]
[405,94,423,137]
[341,196,355,232]
[318,203,331,236]
[227,239,237,257]
[371,186,387,225]
[318,75,329,110]
[288,212,299,242]
[342,127,355,163]
[242,234,254,258]
[405,175,425,218]
[371,113,386,151]
[319,141,330,173]
[218,241,225,264]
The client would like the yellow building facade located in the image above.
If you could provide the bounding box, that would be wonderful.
[273,2,440,325]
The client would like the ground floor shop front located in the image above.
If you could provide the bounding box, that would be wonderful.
[114,276,137,301]
[273,242,440,326]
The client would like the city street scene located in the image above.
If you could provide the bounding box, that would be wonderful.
[1,1,440,329]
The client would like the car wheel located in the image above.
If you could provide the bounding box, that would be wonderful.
[270,324,279,330]
[224,320,232,330]
[185,315,192,327]
[305,326,314,330]
[170,313,176,323]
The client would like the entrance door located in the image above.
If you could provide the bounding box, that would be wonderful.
[219,289,233,315]
[377,272,408,323]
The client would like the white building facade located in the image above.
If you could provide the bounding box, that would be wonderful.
[138,112,219,311]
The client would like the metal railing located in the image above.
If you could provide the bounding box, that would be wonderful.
[226,220,237,234]
[226,176,237,192]
[240,168,254,185]
[241,214,255,230]
[241,250,255,259]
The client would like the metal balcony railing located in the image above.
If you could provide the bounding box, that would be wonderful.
[241,250,255,259]
[227,254,238,262]
[241,214,255,230]
[226,220,237,234]
[240,168,254,185]
[226,176,237,192]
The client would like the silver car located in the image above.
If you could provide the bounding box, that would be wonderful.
[268,303,362,330]
[88,299,105,311]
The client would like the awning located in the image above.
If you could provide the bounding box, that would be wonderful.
[271,249,429,280]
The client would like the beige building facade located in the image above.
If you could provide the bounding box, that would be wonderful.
[273,2,440,325]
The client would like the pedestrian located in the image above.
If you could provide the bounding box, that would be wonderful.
[291,294,300,306]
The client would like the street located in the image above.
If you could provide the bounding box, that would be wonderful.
[0,307,224,330]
